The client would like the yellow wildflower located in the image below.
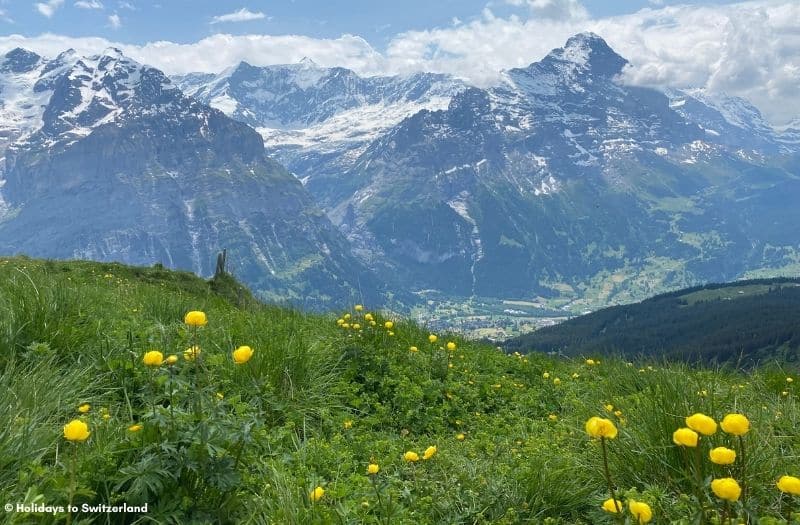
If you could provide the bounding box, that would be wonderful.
[63,419,90,442]
[364,313,374,321]
[709,447,736,465]
[586,359,596,366]
[128,424,143,432]
[184,310,207,327]
[585,417,618,439]
[309,486,325,502]
[423,445,437,460]
[409,346,418,353]
[428,334,438,344]
[184,346,201,360]
[354,304,363,311]
[720,413,750,436]
[542,372,550,379]
[446,342,457,351]
[602,498,622,513]
[165,354,178,365]
[686,413,717,436]
[344,419,353,429]
[553,378,561,385]
[711,478,741,501]
[404,451,420,462]
[367,463,379,475]
[548,414,558,421]
[777,475,800,495]
[673,427,699,447]
[232,345,254,364]
[629,500,653,523]
[142,350,164,367]
[384,321,394,329]
[456,433,465,441]
[77,403,91,414]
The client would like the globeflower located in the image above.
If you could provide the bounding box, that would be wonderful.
[553,378,561,385]
[709,447,736,465]
[404,451,419,462]
[542,372,550,379]
[384,321,394,329]
[309,486,325,502]
[77,403,91,414]
[720,413,750,436]
[184,310,207,327]
[585,417,618,439]
[456,433,465,441]
[586,359,596,366]
[629,500,653,523]
[673,427,699,447]
[446,342,457,351]
[777,475,800,496]
[344,419,353,429]
[409,346,418,353]
[232,345,254,364]
[686,413,717,436]
[184,346,201,361]
[142,350,164,367]
[367,463,379,475]
[428,334,438,344]
[165,355,178,365]
[711,478,742,501]
[128,424,143,432]
[354,304,363,311]
[602,498,622,513]
[63,419,90,442]
[423,445,437,460]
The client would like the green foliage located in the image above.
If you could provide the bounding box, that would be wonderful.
[507,277,800,364]
[0,257,798,524]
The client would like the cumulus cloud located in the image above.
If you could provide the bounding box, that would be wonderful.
[35,0,64,18]
[75,0,103,8]
[3,0,798,125]
[108,13,120,29]
[210,8,267,24]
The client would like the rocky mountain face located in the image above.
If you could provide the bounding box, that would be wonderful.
[0,47,386,309]
[178,33,800,309]
[173,60,465,208]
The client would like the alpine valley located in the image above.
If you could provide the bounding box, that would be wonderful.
[2,33,799,331]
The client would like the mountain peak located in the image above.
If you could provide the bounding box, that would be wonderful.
[545,32,627,76]
[1,47,43,73]
[299,56,318,67]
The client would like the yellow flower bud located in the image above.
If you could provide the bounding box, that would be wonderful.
[77,403,91,414]
[720,413,750,436]
[165,355,178,365]
[542,372,550,379]
[409,346,418,353]
[711,478,741,501]
[686,413,717,436]
[128,424,143,432]
[456,433,465,441]
[367,463,379,475]
[709,447,736,465]
[673,427,699,447]
[423,445,437,460]
[428,334,438,344]
[354,304,363,311]
[184,346,201,361]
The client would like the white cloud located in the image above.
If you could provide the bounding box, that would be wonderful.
[210,8,267,24]
[118,1,135,9]
[507,0,589,20]
[35,0,64,18]
[75,0,103,8]
[108,13,120,29]
[3,0,798,125]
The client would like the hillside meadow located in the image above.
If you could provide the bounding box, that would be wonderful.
[0,257,798,524]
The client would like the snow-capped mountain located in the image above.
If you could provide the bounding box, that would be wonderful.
[238,32,799,306]
[0,47,388,308]
[173,60,465,206]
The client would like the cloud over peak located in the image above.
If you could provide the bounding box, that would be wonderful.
[210,8,267,25]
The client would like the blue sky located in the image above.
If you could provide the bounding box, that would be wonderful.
[1,1,744,48]
[0,0,797,125]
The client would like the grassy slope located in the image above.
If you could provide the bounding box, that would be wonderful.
[0,257,798,524]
